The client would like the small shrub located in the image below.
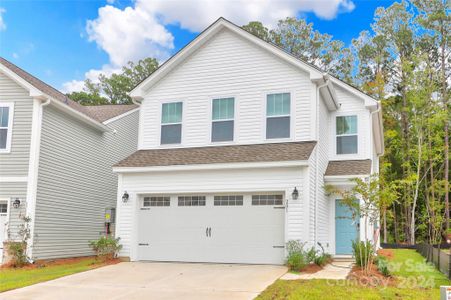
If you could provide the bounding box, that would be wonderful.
[285,240,308,271]
[375,256,390,277]
[6,241,28,267]
[305,247,317,264]
[89,236,122,261]
[352,240,374,268]
[287,252,307,271]
[314,253,332,266]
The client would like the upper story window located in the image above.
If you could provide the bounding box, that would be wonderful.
[161,102,182,145]
[266,93,290,139]
[336,115,358,154]
[212,97,234,142]
[0,103,13,153]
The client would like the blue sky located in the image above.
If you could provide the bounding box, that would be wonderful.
[0,0,397,92]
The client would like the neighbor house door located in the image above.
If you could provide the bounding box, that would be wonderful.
[0,201,8,263]
[335,199,359,255]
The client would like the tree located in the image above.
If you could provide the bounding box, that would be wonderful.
[70,57,159,105]
[413,0,450,231]
[242,18,354,82]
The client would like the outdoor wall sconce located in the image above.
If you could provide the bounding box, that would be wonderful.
[122,191,129,203]
[292,187,299,200]
[13,198,21,209]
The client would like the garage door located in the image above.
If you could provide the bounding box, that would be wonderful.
[137,193,285,264]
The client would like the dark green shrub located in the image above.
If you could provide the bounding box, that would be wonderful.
[375,256,390,277]
[89,236,122,260]
[352,240,374,268]
[306,247,317,264]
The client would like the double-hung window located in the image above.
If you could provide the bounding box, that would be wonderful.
[0,103,13,152]
[336,115,358,154]
[212,97,234,142]
[161,102,183,144]
[266,93,290,139]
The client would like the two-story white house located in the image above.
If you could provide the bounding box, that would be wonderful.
[113,18,384,264]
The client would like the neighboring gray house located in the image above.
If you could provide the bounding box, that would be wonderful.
[0,57,139,262]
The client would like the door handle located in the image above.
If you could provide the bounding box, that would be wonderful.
[208,227,211,237]
[206,227,208,237]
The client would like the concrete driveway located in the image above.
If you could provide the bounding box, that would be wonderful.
[1,262,287,300]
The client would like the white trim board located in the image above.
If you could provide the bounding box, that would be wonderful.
[114,160,309,173]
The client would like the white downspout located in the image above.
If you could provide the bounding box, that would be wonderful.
[25,97,50,261]
[314,78,329,249]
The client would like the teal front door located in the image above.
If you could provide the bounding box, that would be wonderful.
[335,199,359,255]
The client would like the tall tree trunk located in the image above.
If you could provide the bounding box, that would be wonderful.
[441,24,449,231]
[383,207,387,243]
[393,204,399,243]
[410,131,422,245]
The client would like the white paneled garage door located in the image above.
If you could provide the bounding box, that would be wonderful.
[137,193,285,264]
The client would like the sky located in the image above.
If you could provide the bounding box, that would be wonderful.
[0,0,398,93]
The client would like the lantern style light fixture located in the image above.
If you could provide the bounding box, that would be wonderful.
[122,191,129,203]
[292,187,299,200]
[13,198,21,209]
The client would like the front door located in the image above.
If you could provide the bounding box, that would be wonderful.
[335,199,359,255]
[0,201,8,263]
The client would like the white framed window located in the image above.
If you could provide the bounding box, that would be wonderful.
[143,196,170,207]
[211,97,234,142]
[0,102,14,153]
[161,102,183,145]
[336,115,358,154]
[178,196,206,206]
[266,93,290,139]
[214,195,243,206]
[252,194,283,206]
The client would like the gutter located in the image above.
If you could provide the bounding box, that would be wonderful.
[371,101,384,156]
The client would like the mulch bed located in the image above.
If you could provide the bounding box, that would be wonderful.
[1,256,120,270]
[300,263,323,274]
[377,249,394,260]
[347,263,397,287]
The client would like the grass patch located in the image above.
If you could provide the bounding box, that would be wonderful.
[0,257,116,292]
[257,249,450,299]
[256,279,439,300]
[386,249,450,288]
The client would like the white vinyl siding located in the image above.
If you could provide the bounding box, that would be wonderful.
[0,103,14,152]
[139,29,312,149]
[211,97,234,142]
[161,102,182,145]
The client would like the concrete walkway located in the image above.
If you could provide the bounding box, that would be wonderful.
[1,262,287,300]
[281,260,353,280]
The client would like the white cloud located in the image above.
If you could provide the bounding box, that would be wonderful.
[12,52,18,59]
[63,0,354,92]
[0,8,6,31]
[141,0,355,32]
[86,4,174,67]
[62,65,120,93]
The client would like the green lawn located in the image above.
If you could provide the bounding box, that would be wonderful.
[388,249,450,288]
[0,258,113,292]
[256,249,450,300]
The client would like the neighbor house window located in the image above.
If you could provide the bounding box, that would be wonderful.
[212,97,234,142]
[178,196,206,206]
[0,103,13,152]
[214,195,243,206]
[266,93,290,139]
[252,194,283,206]
[0,203,7,213]
[161,102,182,144]
[143,196,170,207]
[336,115,358,154]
